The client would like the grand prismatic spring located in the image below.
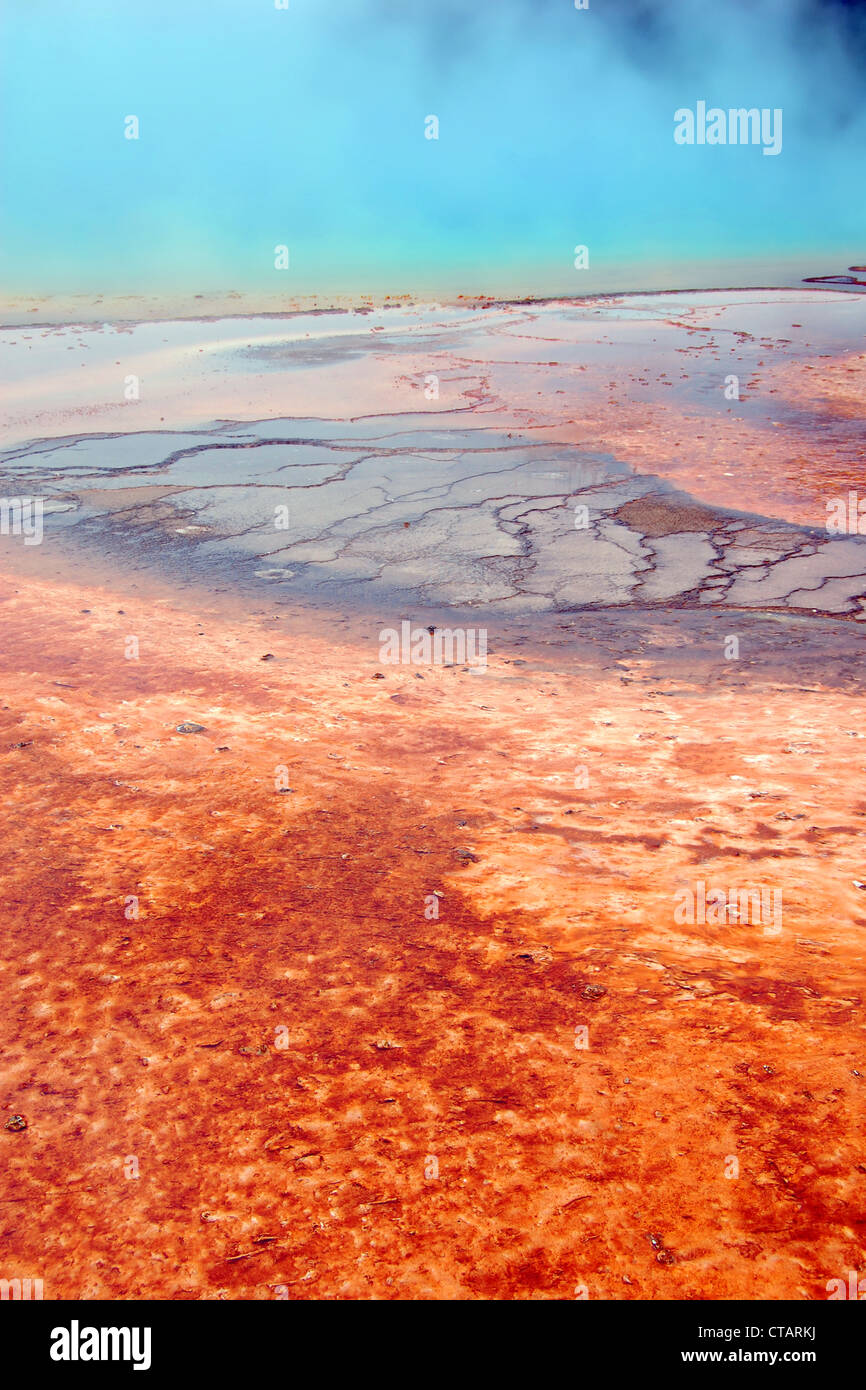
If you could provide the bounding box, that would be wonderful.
[1,0,865,1326]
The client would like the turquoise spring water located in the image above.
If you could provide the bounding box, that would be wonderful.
[1,0,864,301]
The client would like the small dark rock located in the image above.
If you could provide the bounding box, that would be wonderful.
[4,1115,27,1132]
[175,722,207,734]
[260,653,276,662]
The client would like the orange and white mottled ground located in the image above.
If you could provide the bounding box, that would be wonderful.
[1,289,864,1300]
[1,560,864,1300]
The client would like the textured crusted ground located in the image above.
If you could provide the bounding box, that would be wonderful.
[1,568,864,1300]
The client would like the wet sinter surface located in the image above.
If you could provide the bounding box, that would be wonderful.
[2,409,866,619]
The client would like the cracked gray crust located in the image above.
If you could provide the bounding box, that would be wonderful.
[2,410,865,619]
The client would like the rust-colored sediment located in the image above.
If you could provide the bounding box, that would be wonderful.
[1,567,864,1300]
